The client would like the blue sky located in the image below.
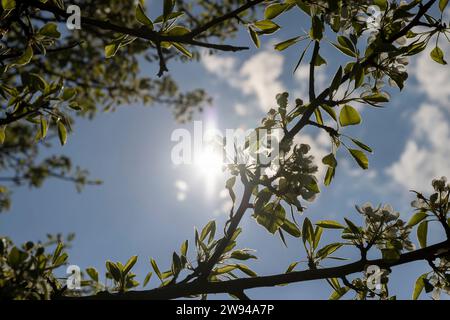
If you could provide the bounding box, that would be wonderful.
[1,3,449,299]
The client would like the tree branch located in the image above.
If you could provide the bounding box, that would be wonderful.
[71,240,449,300]
[282,0,437,145]
[188,0,264,38]
[24,0,255,51]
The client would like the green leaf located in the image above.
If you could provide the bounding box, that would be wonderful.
[8,247,27,267]
[123,255,138,275]
[143,271,153,287]
[264,3,290,19]
[332,42,358,57]
[281,219,301,238]
[171,252,182,275]
[314,53,327,66]
[253,20,280,33]
[321,105,336,121]
[230,250,257,260]
[353,63,365,89]
[154,11,184,23]
[166,26,190,36]
[430,47,447,65]
[274,36,302,51]
[314,108,324,125]
[374,0,388,10]
[293,40,312,73]
[214,265,237,274]
[285,262,299,273]
[163,0,175,19]
[350,138,372,153]
[337,36,356,56]
[180,240,188,257]
[412,273,427,300]
[255,203,286,234]
[322,153,337,168]
[136,3,153,29]
[1,0,15,10]
[86,267,99,282]
[294,0,311,15]
[161,270,173,280]
[310,16,323,40]
[317,243,343,259]
[39,116,48,139]
[150,258,162,280]
[106,261,122,282]
[105,43,119,58]
[339,105,361,126]
[417,220,428,248]
[52,242,63,264]
[28,73,48,92]
[329,286,350,300]
[408,211,427,227]
[302,217,314,246]
[439,0,449,12]
[236,264,257,277]
[324,166,335,186]
[315,220,345,229]
[39,23,61,38]
[11,46,33,67]
[313,226,323,249]
[200,220,216,242]
[172,42,192,58]
[0,126,5,144]
[348,149,369,169]
[306,178,320,194]
[344,218,360,235]
[363,92,390,103]
[61,88,77,101]
[57,120,67,146]
[248,27,260,48]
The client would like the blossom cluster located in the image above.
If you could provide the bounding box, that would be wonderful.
[412,176,449,215]
[356,203,415,251]
[429,257,450,300]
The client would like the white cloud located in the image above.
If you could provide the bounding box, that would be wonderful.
[234,103,249,116]
[386,37,450,192]
[202,49,285,112]
[294,64,328,101]
[202,53,236,77]
[239,51,285,111]
[386,103,450,192]
[411,43,450,108]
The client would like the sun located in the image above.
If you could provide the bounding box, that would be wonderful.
[195,147,223,175]
[193,130,225,193]
[194,146,224,191]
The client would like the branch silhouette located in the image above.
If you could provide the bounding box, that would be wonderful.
[72,240,449,300]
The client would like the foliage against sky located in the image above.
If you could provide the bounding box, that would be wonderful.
[0,0,449,300]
